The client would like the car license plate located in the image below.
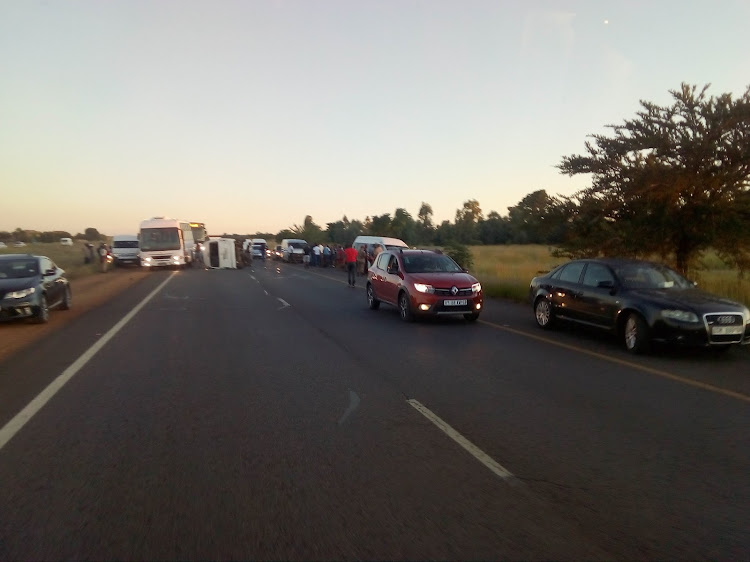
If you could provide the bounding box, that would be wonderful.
[711,325,743,335]
[444,299,467,306]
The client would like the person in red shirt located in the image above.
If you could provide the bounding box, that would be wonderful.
[344,244,359,287]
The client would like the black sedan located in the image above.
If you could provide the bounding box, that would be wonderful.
[529,258,750,354]
[0,254,71,323]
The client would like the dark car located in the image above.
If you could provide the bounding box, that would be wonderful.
[529,258,750,354]
[0,254,71,323]
[366,249,483,322]
[251,242,267,260]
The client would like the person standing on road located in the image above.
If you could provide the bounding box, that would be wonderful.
[344,243,358,287]
[98,242,109,273]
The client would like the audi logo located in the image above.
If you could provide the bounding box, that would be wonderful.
[717,315,736,325]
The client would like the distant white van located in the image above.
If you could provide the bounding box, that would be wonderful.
[111,234,140,266]
[352,235,408,256]
[280,239,307,263]
[60,238,73,246]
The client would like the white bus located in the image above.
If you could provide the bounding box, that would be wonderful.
[139,217,195,268]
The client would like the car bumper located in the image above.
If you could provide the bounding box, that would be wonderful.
[650,320,750,347]
[0,296,42,321]
[409,293,483,316]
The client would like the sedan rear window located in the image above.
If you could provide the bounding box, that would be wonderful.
[113,241,139,248]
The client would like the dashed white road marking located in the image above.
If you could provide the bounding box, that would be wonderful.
[277,298,290,310]
[0,273,176,453]
[407,399,519,485]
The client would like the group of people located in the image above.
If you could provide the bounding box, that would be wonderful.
[83,242,112,272]
[302,243,381,276]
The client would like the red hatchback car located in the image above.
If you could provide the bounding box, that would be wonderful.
[366,249,483,322]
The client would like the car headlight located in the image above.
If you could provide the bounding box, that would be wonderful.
[742,307,750,323]
[414,283,435,294]
[471,282,482,293]
[662,309,699,323]
[5,287,36,299]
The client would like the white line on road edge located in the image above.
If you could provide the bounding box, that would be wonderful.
[407,399,519,485]
[277,298,290,310]
[0,273,176,453]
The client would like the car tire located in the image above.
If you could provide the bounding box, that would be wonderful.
[464,313,480,322]
[34,295,50,324]
[367,284,380,310]
[624,312,650,354]
[60,286,72,310]
[534,297,555,329]
[398,291,414,322]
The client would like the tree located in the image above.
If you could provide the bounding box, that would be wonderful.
[558,83,750,275]
[454,199,483,244]
[391,208,416,243]
[84,227,103,241]
[416,202,434,244]
[291,215,324,244]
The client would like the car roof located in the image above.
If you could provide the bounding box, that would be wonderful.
[570,257,667,268]
[0,253,38,260]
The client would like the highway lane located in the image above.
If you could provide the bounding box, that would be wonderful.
[0,261,748,559]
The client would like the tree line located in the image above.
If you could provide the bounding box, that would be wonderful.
[6,84,749,276]
[0,227,105,244]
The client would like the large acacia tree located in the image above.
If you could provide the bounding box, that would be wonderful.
[558,83,750,274]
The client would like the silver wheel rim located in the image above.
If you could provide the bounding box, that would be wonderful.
[41,298,49,321]
[367,287,373,305]
[399,295,408,319]
[536,300,550,326]
[625,317,637,349]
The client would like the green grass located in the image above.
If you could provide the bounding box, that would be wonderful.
[470,245,750,307]
[0,241,105,279]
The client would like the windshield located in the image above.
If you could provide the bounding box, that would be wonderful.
[614,263,693,290]
[0,259,39,279]
[140,228,181,251]
[113,240,139,249]
[402,254,463,274]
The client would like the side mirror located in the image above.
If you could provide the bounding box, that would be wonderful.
[462,268,469,273]
[44,268,56,276]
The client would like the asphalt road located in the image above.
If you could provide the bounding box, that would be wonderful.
[0,260,748,560]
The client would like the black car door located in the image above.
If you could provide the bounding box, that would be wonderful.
[550,261,587,321]
[576,263,620,328]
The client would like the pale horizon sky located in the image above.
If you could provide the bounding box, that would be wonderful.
[2,0,748,237]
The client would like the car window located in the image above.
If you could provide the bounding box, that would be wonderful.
[113,240,139,248]
[558,262,585,284]
[403,254,462,273]
[0,258,39,278]
[615,263,692,289]
[376,253,389,269]
[387,255,399,273]
[582,264,614,288]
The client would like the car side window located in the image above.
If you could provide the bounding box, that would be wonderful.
[40,258,52,273]
[376,253,389,269]
[387,255,399,273]
[582,264,614,288]
[558,262,586,284]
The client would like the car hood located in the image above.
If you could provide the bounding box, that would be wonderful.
[408,272,478,287]
[0,277,37,293]
[626,287,746,313]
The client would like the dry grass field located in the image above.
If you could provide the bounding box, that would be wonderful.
[470,245,750,307]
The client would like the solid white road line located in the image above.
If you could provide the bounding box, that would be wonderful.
[0,273,176,453]
[407,399,519,484]
[277,298,290,309]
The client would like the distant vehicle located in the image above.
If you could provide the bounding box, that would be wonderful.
[366,249,483,322]
[12,242,26,247]
[139,217,195,268]
[59,238,73,246]
[280,239,307,263]
[0,254,71,323]
[529,258,750,354]
[352,235,408,257]
[110,235,140,266]
[0,242,7,249]
[273,245,283,260]
[251,238,267,261]
[189,222,208,255]
[205,237,239,269]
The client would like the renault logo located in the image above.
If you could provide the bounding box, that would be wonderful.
[451,286,459,295]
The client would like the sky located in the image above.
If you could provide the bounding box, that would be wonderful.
[1,0,749,237]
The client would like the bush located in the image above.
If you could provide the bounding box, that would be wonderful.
[443,242,474,270]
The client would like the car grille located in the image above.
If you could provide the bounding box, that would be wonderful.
[705,313,745,344]
[434,287,473,297]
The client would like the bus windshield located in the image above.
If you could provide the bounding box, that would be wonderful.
[140,228,181,251]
